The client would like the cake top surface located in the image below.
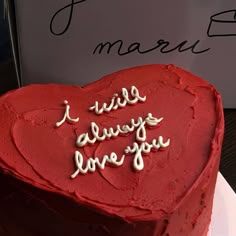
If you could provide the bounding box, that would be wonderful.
[0,64,224,221]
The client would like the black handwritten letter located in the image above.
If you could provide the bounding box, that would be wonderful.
[159,40,210,54]
[50,0,87,36]
[93,40,124,55]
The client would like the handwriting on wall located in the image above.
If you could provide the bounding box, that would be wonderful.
[50,0,87,36]
[49,0,236,55]
[92,39,210,55]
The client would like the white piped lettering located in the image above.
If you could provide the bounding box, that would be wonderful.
[55,100,79,127]
[54,85,171,178]
[76,113,163,147]
[89,86,146,115]
[71,151,125,178]
[125,137,171,171]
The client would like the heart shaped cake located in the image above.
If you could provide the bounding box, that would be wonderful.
[0,64,224,235]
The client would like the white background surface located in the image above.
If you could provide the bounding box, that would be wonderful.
[210,173,236,236]
[14,1,236,108]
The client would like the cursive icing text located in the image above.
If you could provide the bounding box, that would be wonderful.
[55,100,79,127]
[71,151,125,178]
[71,136,170,178]
[76,113,163,147]
[125,137,170,171]
[89,86,146,115]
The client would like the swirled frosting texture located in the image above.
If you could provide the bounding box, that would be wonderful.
[0,64,224,235]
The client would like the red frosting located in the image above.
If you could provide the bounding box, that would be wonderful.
[0,64,224,235]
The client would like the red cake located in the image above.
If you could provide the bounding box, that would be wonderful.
[0,64,224,235]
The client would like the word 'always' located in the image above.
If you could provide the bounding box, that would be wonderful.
[76,113,163,147]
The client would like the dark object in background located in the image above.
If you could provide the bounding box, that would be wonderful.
[0,0,11,63]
